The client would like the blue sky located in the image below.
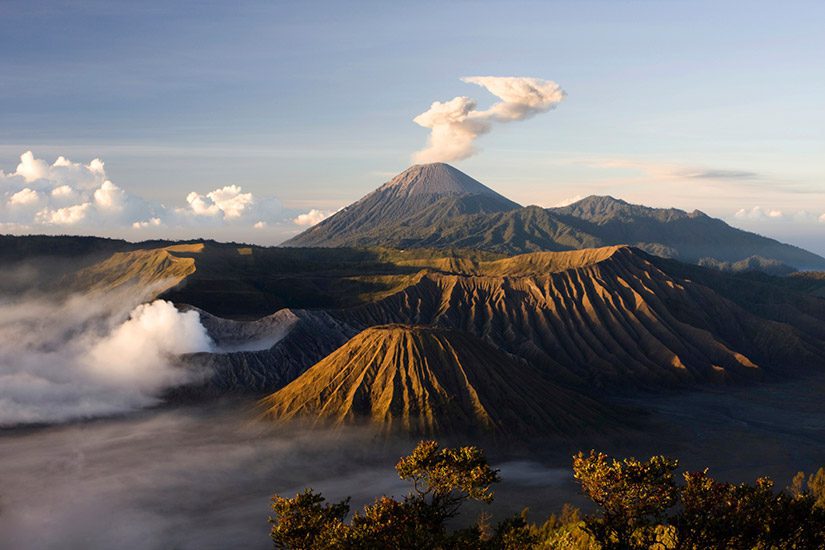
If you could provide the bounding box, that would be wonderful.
[1,0,823,251]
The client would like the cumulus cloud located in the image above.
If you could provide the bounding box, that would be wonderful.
[413,76,566,163]
[36,202,92,225]
[132,217,162,229]
[1,151,290,235]
[293,208,334,227]
[8,187,40,206]
[51,184,76,199]
[14,150,49,182]
[734,206,784,221]
[0,293,212,426]
[93,180,127,212]
[185,185,254,220]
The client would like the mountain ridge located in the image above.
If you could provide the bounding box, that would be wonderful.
[284,164,825,270]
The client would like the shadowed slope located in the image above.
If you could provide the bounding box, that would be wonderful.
[260,325,609,435]
[185,309,357,393]
[549,196,825,268]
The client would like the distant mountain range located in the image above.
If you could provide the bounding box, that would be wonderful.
[284,163,825,270]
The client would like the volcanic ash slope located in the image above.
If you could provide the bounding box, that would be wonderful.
[259,325,609,436]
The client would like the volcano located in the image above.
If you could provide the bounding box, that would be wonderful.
[259,325,609,435]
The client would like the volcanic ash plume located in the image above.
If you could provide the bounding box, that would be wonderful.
[413,76,566,163]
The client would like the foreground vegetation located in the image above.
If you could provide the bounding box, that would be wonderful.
[269,441,825,549]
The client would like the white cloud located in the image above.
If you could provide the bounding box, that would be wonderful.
[93,180,127,212]
[820,213,825,224]
[206,185,253,219]
[14,151,49,183]
[413,76,566,163]
[51,155,73,168]
[87,158,105,175]
[85,300,211,393]
[253,221,267,229]
[734,206,784,221]
[51,185,76,199]
[8,188,40,206]
[35,203,92,225]
[293,208,333,227]
[132,218,162,229]
[185,185,254,220]
[1,151,290,237]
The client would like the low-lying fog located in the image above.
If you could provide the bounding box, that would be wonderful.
[4,374,825,549]
[0,405,572,549]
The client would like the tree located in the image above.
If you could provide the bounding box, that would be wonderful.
[268,489,350,549]
[572,450,678,549]
[268,440,524,549]
[792,467,825,509]
[395,439,501,521]
[675,471,778,549]
[270,445,825,549]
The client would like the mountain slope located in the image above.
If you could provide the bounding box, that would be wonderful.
[173,245,825,395]
[284,164,825,270]
[259,325,609,435]
[336,246,825,389]
[184,309,357,393]
[548,196,825,268]
[68,243,201,296]
[283,163,520,247]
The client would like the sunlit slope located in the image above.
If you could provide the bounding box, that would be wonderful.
[69,243,201,295]
[259,325,609,435]
[338,246,825,388]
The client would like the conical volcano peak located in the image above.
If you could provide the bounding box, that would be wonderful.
[259,324,610,435]
[379,163,504,198]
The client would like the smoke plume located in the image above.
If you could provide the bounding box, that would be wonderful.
[0,292,213,426]
[413,76,566,163]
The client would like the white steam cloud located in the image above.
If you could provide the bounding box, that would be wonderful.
[413,76,566,163]
[0,293,212,426]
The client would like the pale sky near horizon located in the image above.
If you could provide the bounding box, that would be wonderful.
[1,0,823,253]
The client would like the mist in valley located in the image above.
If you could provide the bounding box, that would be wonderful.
[0,405,576,549]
